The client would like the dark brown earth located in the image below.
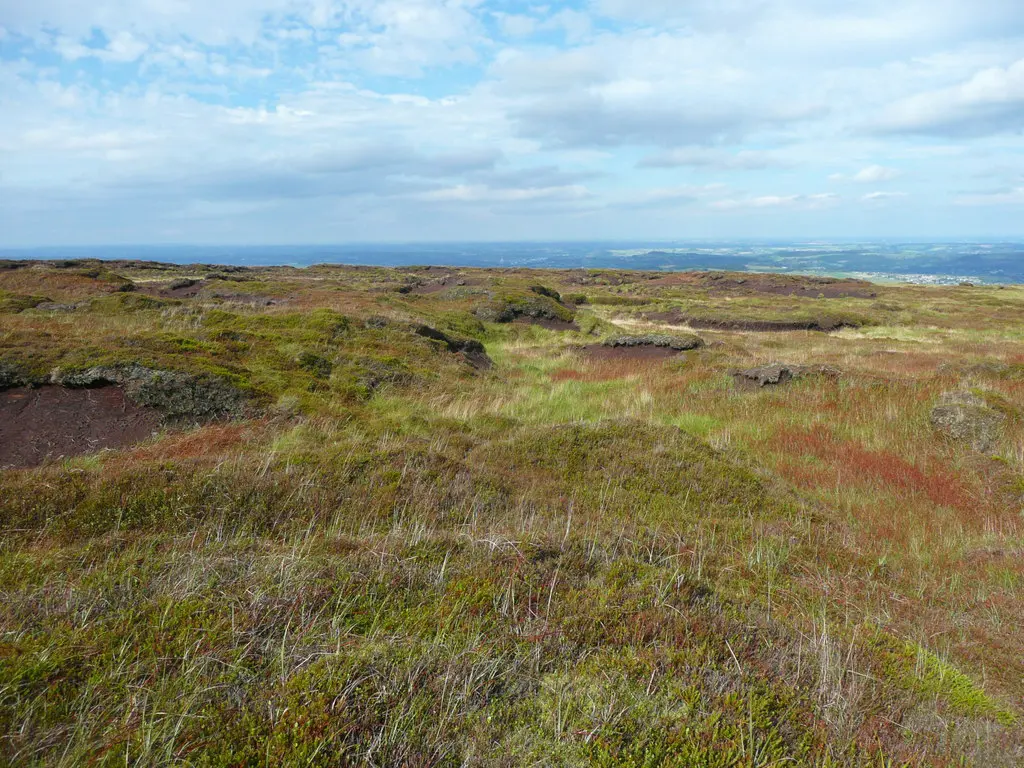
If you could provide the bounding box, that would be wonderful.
[0,386,161,469]
[644,310,855,332]
[579,344,682,361]
[513,317,580,331]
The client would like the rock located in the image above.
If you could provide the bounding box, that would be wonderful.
[529,285,562,301]
[0,361,28,390]
[414,325,493,369]
[49,364,251,424]
[733,363,841,388]
[34,302,79,312]
[356,359,413,393]
[602,334,705,350]
[473,294,575,325]
[930,391,1006,452]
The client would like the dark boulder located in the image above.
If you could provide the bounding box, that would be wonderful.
[602,334,705,351]
[733,363,841,388]
[930,391,1006,453]
[414,325,492,369]
[50,364,251,424]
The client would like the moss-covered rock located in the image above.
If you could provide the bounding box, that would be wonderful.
[930,391,1007,452]
[529,284,562,301]
[0,292,50,314]
[90,293,173,314]
[474,292,575,324]
[602,333,705,350]
[733,363,841,388]
[50,364,253,424]
[414,325,492,369]
[0,360,29,390]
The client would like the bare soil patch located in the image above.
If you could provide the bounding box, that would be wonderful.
[0,386,161,469]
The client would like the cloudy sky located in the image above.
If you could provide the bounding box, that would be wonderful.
[1,0,1023,245]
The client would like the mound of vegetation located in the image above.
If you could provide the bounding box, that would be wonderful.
[474,287,576,325]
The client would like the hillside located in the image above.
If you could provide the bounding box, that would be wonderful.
[1,258,1023,766]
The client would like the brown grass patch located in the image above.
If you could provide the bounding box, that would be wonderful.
[120,422,260,464]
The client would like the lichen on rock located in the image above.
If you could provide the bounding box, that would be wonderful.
[733,363,841,388]
[930,390,1007,453]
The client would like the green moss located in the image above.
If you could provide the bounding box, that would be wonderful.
[0,291,49,313]
[872,634,1017,726]
[433,310,487,340]
[475,290,576,324]
[90,292,172,313]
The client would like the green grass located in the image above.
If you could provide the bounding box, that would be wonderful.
[0,259,1022,766]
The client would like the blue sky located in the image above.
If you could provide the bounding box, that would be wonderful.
[1,0,1023,245]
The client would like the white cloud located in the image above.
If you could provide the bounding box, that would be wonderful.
[617,184,727,208]
[638,148,787,170]
[493,12,537,37]
[2,0,1024,242]
[862,191,908,202]
[853,165,903,183]
[955,187,1024,205]
[545,10,592,43]
[873,57,1024,137]
[56,31,148,62]
[414,183,591,203]
[710,192,839,210]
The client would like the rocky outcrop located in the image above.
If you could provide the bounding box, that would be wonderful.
[473,293,575,326]
[414,325,492,369]
[733,363,841,388]
[602,334,705,351]
[0,361,28,390]
[930,391,1007,453]
[49,364,251,424]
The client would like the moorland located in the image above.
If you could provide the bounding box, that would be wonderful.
[1,258,1023,766]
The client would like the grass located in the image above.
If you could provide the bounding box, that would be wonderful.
[0,260,1023,765]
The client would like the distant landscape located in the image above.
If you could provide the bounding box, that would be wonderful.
[5,241,1024,285]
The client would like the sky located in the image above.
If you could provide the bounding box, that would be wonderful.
[1,0,1023,246]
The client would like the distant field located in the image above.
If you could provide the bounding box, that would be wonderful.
[1,259,1022,766]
